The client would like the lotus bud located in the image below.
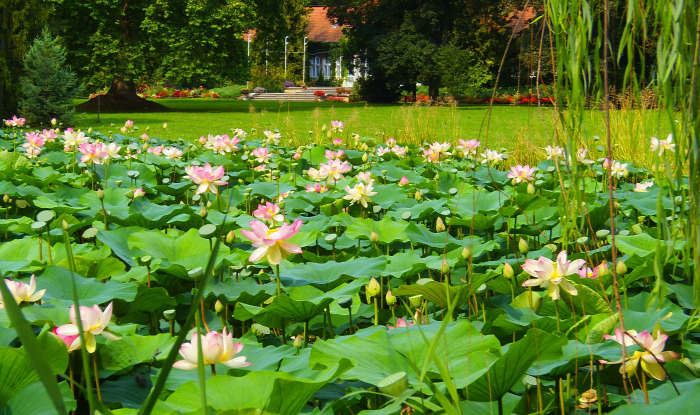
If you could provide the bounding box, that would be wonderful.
[97,188,105,200]
[370,231,379,244]
[414,190,422,201]
[199,206,208,218]
[597,262,609,277]
[226,230,235,244]
[163,123,168,129]
[616,260,627,275]
[362,152,368,163]
[366,277,381,298]
[527,182,535,195]
[163,309,175,321]
[440,256,450,275]
[409,295,422,308]
[51,118,57,126]
[518,238,529,254]
[293,334,303,349]
[435,217,446,232]
[2,194,8,203]
[503,262,514,279]
[386,290,396,306]
[321,124,327,132]
[62,219,69,231]
[461,246,471,260]
[142,142,149,152]
[603,158,611,170]
[215,300,224,314]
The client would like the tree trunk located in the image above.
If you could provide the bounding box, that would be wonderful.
[106,79,138,97]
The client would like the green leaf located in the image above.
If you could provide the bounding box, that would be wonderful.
[280,256,386,290]
[39,265,137,306]
[4,381,76,415]
[344,217,409,243]
[613,233,684,258]
[100,334,174,372]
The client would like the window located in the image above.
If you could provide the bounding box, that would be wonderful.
[335,57,342,79]
[310,57,320,78]
[323,57,332,78]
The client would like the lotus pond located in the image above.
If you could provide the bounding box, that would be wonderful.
[0,119,698,414]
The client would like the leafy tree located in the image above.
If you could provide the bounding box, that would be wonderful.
[0,0,54,117]
[142,0,255,87]
[19,29,81,125]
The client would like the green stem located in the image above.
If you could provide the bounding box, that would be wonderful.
[303,320,309,348]
[326,307,334,338]
[275,264,282,296]
[373,297,379,325]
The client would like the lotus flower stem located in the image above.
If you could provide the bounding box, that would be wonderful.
[45,223,52,264]
[211,364,216,376]
[325,307,334,338]
[373,297,379,325]
[93,353,102,403]
[303,320,309,348]
[348,308,353,335]
[640,368,649,404]
[554,300,561,332]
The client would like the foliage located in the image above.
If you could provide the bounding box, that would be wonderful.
[19,29,81,125]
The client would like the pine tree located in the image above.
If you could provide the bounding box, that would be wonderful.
[19,29,81,125]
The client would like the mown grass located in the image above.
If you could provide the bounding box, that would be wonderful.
[71,98,671,166]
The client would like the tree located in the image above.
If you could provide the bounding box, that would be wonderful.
[0,0,54,118]
[19,29,81,125]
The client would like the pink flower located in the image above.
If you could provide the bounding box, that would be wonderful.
[55,302,120,353]
[330,120,344,132]
[319,159,352,182]
[333,138,343,146]
[386,137,396,147]
[398,176,409,186]
[22,132,46,158]
[507,164,536,184]
[4,115,26,127]
[251,147,270,163]
[240,219,303,265]
[600,330,680,380]
[356,171,372,184]
[0,274,45,309]
[293,151,301,160]
[53,325,81,352]
[377,146,390,157]
[325,149,345,160]
[387,318,415,330]
[124,120,134,128]
[391,146,407,158]
[147,145,164,156]
[456,139,481,157]
[141,133,149,141]
[42,129,57,142]
[253,201,284,223]
[633,182,654,192]
[521,251,585,300]
[78,142,108,164]
[133,188,145,198]
[163,147,184,160]
[306,183,328,193]
[173,328,251,370]
[577,266,598,279]
[185,163,228,195]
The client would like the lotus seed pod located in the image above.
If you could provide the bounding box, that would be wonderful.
[544,243,557,252]
[215,300,224,314]
[115,180,123,187]
[163,309,175,321]
[125,190,134,199]
[409,295,422,308]
[518,238,529,255]
[226,230,235,244]
[435,217,446,232]
[97,188,105,200]
[378,372,409,398]
[631,223,643,235]
[293,334,303,348]
[527,182,535,195]
[325,233,338,245]
[370,231,379,244]
[616,260,627,275]
[366,277,381,298]
[199,206,208,218]
[188,267,204,281]
[251,323,269,337]
[503,262,514,279]
[139,255,152,266]
[440,257,450,275]
[461,247,471,260]
[386,290,396,306]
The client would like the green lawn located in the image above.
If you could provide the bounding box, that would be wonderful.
[71,98,670,165]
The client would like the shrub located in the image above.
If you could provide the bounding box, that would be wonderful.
[19,29,81,125]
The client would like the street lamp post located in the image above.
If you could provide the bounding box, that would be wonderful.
[284,36,289,78]
[302,36,308,84]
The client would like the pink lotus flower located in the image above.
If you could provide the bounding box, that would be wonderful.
[544,145,565,159]
[522,251,584,300]
[103,142,121,159]
[147,145,164,156]
[42,129,57,142]
[185,163,228,195]
[240,219,303,265]
[306,183,328,193]
[173,328,251,370]
[253,201,284,223]
[22,132,45,158]
[53,325,81,352]
[650,134,675,156]
[377,146,390,157]
[78,142,108,164]
[391,146,407,158]
[577,266,598,279]
[398,176,409,186]
[124,120,134,128]
[387,318,415,330]
[480,149,504,165]
[333,138,343,146]
[633,182,654,192]
[55,302,120,353]
[507,164,536,184]
[600,330,680,380]
[456,139,481,157]
[163,147,184,160]
[325,149,345,160]
[141,133,148,141]
[330,120,344,132]
[293,151,301,160]
[253,164,267,172]
[251,147,271,163]
[356,171,372,183]
[385,137,396,147]
[0,274,45,309]
[343,181,377,208]
[319,159,352,182]
[4,115,26,127]
[133,188,145,198]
